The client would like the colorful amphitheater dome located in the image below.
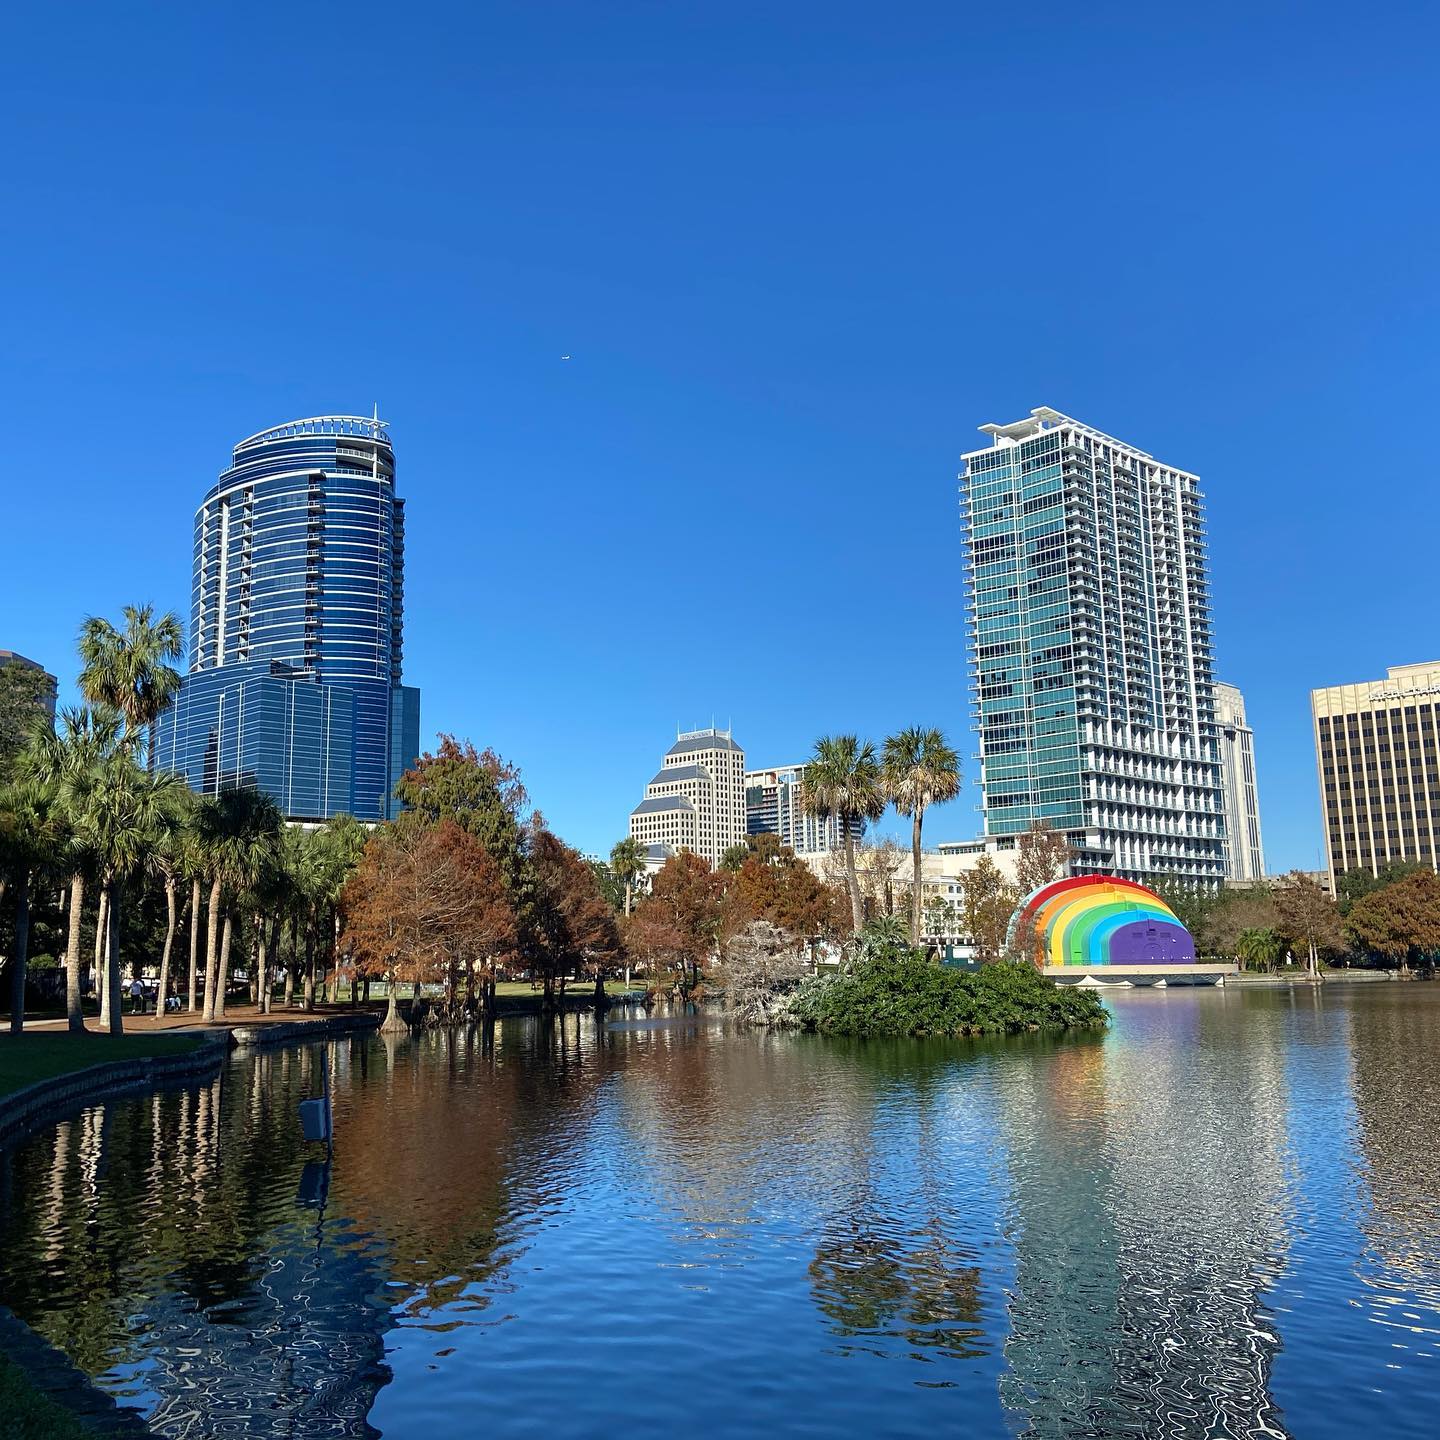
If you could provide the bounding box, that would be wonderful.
[1008,875,1196,968]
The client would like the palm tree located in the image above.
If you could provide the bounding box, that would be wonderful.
[84,751,179,1033]
[148,787,195,1015]
[0,775,63,1034]
[610,836,647,917]
[882,727,963,946]
[803,735,887,934]
[277,825,313,1008]
[77,604,184,753]
[180,824,205,1012]
[1237,926,1283,973]
[20,707,120,1032]
[311,815,367,1004]
[195,788,283,1022]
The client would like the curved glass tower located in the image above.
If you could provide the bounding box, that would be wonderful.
[153,416,420,821]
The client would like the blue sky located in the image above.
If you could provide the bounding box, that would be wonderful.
[3,1,1437,869]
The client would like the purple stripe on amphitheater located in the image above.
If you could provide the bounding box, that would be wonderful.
[1108,921,1196,965]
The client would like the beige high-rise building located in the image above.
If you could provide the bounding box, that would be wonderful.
[1312,662,1440,889]
[629,728,747,869]
[1214,681,1265,883]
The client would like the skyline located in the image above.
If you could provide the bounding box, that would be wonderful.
[5,1,1440,872]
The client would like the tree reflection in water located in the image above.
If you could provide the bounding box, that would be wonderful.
[5,994,1438,1440]
[809,1216,984,1361]
[0,1020,618,1437]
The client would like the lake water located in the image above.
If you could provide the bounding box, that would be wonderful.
[1,984,1438,1438]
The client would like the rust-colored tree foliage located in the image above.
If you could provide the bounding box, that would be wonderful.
[1347,869,1440,970]
[341,819,516,1027]
[730,853,848,941]
[628,851,735,991]
[528,828,624,1003]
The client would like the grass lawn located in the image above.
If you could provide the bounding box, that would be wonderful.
[0,1348,94,1440]
[0,1032,205,1102]
[492,979,640,997]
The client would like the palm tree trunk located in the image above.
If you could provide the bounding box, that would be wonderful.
[248,914,262,1005]
[187,877,201,1012]
[262,915,280,1015]
[284,910,298,1006]
[94,887,110,1015]
[156,878,178,1019]
[202,875,222,1023]
[910,804,925,947]
[105,877,123,1036]
[9,869,31,1034]
[64,872,86,1033]
[330,906,341,1001]
[215,911,234,1019]
[302,920,315,1012]
[842,824,864,933]
[624,880,633,918]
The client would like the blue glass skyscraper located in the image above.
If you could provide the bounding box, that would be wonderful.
[152,415,420,821]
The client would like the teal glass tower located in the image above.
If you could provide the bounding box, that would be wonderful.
[959,407,1225,885]
[152,415,420,821]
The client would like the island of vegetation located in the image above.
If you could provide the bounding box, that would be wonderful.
[722,917,1107,1038]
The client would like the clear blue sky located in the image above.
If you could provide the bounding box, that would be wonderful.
[3,1,1437,870]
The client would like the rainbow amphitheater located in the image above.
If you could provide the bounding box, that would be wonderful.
[1008,876,1237,985]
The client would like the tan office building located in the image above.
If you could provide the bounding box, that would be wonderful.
[629,728,747,870]
[1312,662,1440,889]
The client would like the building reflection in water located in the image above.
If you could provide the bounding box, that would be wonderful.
[997,994,1295,1439]
[608,1016,995,1364]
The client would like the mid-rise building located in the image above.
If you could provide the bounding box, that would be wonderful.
[959,406,1226,886]
[629,728,746,869]
[152,415,420,822]
[0,649,58,722]
[808,835,1023,957]
[745,764,860,858]
[1214,681,1265,882]
[1312,661,1440,887]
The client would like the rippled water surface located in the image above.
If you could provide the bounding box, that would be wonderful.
[3,984,1440,1437]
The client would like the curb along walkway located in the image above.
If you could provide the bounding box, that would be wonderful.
[0,1039,228,1151]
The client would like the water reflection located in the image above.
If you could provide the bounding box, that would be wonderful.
[998,996,1294,1438]
[1344,987,1440,1395]
[3,993,1440,1437]
[0,1054,393,1437]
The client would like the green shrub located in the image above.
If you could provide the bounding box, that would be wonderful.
[790,940,1106,1038]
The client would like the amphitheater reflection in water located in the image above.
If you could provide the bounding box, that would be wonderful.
[2,986,1440,1439]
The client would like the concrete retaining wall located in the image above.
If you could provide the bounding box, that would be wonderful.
[0,1039,228,1153]
[228,1011,382,1048]
[0,1303,152,1436]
